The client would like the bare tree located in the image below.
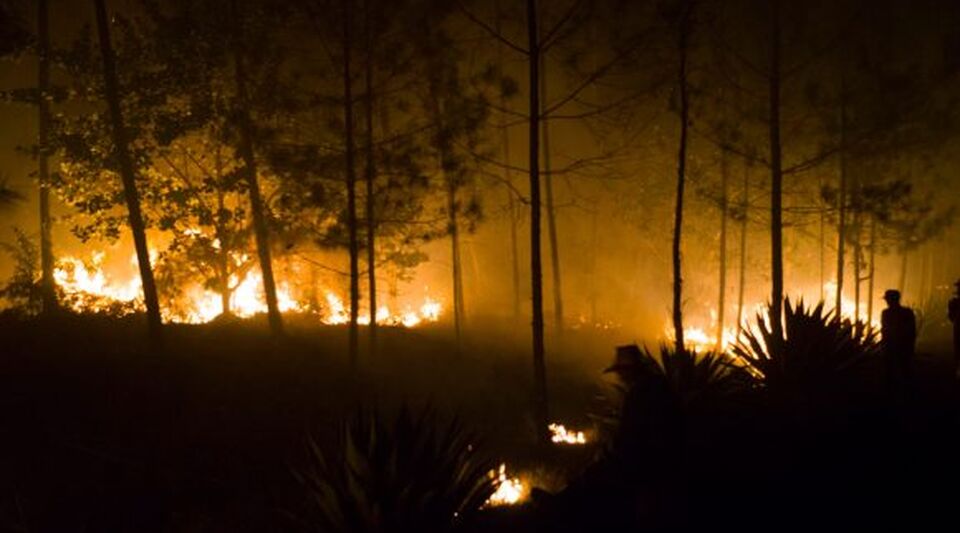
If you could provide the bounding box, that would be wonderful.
[767,0,784,340]
[527,0,549,444]
[671,0,693,352]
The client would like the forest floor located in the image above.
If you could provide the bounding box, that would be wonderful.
[0,313,625,531]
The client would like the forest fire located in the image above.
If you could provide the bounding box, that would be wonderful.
[667,282,883,353]
[485,464,527,507]
[548,423,587,445]
[53,253,443,327]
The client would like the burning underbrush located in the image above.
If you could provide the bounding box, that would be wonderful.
[665,281,883,353]
[51,252,443,327]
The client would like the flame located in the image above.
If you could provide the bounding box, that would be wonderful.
[53,253,142,310]
[666,281,883,353]
[485,463,526,507]
[53,253,442,327]
[548,423,587,445]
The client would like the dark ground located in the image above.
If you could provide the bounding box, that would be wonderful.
[0,313,611,531]
[2,312,959,532]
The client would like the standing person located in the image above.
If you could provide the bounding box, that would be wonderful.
[881,289,917,394]
[948,280,960,376]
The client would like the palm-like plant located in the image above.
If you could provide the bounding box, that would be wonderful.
[293,407,496,533]
[609,344,752,456]
[653,346,754,408]
[731,299,880,407]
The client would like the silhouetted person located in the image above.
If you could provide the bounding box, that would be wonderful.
[949,279,960,375]
[881,289,916,394]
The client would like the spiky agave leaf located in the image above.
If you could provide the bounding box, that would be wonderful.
[731,298,879,404]
[293,406,496,533]
[654,345,754,408]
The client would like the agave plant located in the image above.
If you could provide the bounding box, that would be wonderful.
[731,298,880,406]
[293,407,496,533]
[608,344,752,456]
[653,345,754,408]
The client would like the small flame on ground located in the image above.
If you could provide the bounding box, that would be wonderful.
[548,423,587,445]
[485,463,526,507]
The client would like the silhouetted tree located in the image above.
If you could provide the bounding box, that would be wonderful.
[93,0,163,344]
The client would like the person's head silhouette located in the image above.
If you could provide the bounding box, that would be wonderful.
[884,289,902,307]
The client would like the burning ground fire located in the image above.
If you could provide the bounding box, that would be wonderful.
[665,281,883,353]
[53,253,442,327]
[485,463,527,507]
[548,423,587,445]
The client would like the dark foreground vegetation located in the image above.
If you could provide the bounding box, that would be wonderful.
[2,302,959,532]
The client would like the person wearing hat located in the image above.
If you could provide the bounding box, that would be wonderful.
[881,289,916,394]
[949,280,960,375]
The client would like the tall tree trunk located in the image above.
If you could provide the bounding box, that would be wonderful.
[527,0,549,445]
[590,208,598,325]
[214,148,231,316]
[343,0,360,366]
[835,79,847,314]
[230,0,282,337]
[819,175,825,301]
[37,0,56,314]
[768,0,784,340]
[93,0,162,344]
[918,243,930,306]
[853,215,862,324]
[866,216,877,326]
[448,177,465,349]
[671,5,691,353]
[540,54,563,333]
[898,248,908,293]
[363,3,378,353]
[852,159,861,324]
[736,162,749,337]
[716,152,728,350]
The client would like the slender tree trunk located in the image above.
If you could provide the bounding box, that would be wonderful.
[509,189,521,320]
[93,0,162,344]
[768,0,784,341]
[867,216,877,326]
[819,175,825,301]
[835,80,847,314]
[671,6,691,352]
[590,209,598,325]
[716,152,728,350]
[447,177,465,348]
[852,162,861,324]
[898,248,908,293]
[527,0,549,445]
[230,0,282,337]
[853,215,862,324]
[38,0,56,314]
[540,54,563,333]
[343,0,360,366]
[736,162,749,337]
[214,149,231,316]
[363,4,378,353]
[213,148,232,316]
[918,243,930,306]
